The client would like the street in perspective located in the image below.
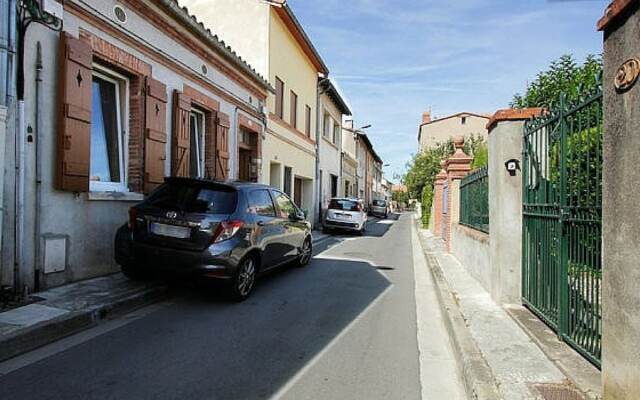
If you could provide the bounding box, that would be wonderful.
[0,0,639,399]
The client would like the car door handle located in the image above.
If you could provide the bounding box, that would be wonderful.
[257,220,265,227]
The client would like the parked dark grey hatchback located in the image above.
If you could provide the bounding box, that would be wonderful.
[115,178,312,300]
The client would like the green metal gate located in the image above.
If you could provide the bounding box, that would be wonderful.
[522,82,602,367]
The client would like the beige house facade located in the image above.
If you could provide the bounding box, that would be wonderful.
[418,111,489,151]
[183,0,328,219]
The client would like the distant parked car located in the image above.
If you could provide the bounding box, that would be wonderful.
[115,178,312,301]
[370,199,389,218]
[323,198,367,235]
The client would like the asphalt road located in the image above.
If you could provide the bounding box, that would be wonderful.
[0,214,463,400]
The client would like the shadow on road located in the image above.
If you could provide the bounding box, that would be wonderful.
[0,256,391,400]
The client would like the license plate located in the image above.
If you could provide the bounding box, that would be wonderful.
[150,223,191,239]
[337,213,352,220]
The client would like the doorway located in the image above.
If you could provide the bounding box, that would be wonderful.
[238,128,258,182]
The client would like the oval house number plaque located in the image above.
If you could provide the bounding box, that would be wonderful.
[615,58,640,92]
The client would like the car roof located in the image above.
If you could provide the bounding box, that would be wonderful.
[164,177,274,191]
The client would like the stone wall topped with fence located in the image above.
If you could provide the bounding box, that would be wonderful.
[460,166,489,233]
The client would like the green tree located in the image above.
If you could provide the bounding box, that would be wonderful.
[403,134,487,228]
[511,54,602,109]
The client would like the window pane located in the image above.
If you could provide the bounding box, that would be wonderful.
[91,77,121,183]
[248,190,276,217]
[274,191,296,219]
[190,114,198,177]
[189,111,204,178]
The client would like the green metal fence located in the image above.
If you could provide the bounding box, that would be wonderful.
[522,81,602,367]
[460,167,489,233]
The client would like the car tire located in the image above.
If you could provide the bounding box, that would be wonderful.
[295,237,312,268]
[229,256,257,302]
[121,263,148,281]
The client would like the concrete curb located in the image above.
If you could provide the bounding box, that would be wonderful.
[0,284,168,362]
[414,218,502,400]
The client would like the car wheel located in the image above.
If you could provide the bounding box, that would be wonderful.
[121,264,148,281]
[296,237,312,267]
[229,256,257,301]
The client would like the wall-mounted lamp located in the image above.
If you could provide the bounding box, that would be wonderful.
[505,159,520,176]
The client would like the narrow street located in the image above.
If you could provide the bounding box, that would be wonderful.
[0,215,464,400]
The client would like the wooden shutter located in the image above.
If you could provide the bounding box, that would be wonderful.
[172,90,191,177]
[55,33,93,192]
[204,111,216,179]
[215,112,230,180]
[143,77,168,193]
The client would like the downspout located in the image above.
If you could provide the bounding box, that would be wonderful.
[33,42,42,291]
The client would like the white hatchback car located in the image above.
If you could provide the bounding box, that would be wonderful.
[323,198,368,234]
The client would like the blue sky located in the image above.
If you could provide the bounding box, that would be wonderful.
[288,0,606,182]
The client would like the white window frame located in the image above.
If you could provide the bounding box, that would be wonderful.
[90,65,130,193]
[190,108,206,178]
[323,112,331,138]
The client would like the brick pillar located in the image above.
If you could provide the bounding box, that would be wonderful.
[443,136,472,252]
[432,163,447,237]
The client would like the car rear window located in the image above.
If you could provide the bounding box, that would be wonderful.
[373,200,387,207]
[146,182,238,214]
[329,199,360,211]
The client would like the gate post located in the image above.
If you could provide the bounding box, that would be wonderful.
[599,1,640,398]
[432,163,447,237]
[486,108,542,304]
[443,137,472,252]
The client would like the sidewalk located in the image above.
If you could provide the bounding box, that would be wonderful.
[0,274,167,362]
[416,224,589,400]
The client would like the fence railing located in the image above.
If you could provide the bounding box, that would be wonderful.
[460,166,489,233]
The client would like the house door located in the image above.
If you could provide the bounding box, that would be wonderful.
[294,177,303,208]
[239,148,252,181]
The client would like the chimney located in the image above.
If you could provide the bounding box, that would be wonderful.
[422,111,431,124]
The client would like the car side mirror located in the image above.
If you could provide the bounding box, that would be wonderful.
[289,211,305,221]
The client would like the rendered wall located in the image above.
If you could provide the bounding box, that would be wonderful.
[451,224,491,292]
[488,119,524,304]
[601,3,640,398]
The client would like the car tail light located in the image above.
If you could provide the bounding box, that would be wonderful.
[128,207,137,228]
[211,220,244,243]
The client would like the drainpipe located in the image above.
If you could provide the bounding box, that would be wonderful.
[33,42,42,291]
[14,93,24,296]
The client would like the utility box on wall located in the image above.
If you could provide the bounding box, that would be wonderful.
[43,235,67,274]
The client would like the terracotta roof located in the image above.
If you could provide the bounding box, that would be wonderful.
[486,108,544,131]
[320,78,352,116]
[597,0,638,31]
[419,111,490,127]
[168,0,272,90]
[358,132,383,164]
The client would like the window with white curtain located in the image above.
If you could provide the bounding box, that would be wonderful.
[90,66,129,192]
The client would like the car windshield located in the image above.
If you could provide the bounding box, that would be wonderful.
[146,182,238,214]
[329,199,361,211]
[373,200,387,207]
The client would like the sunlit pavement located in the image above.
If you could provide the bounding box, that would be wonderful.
[0,214,464,400]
